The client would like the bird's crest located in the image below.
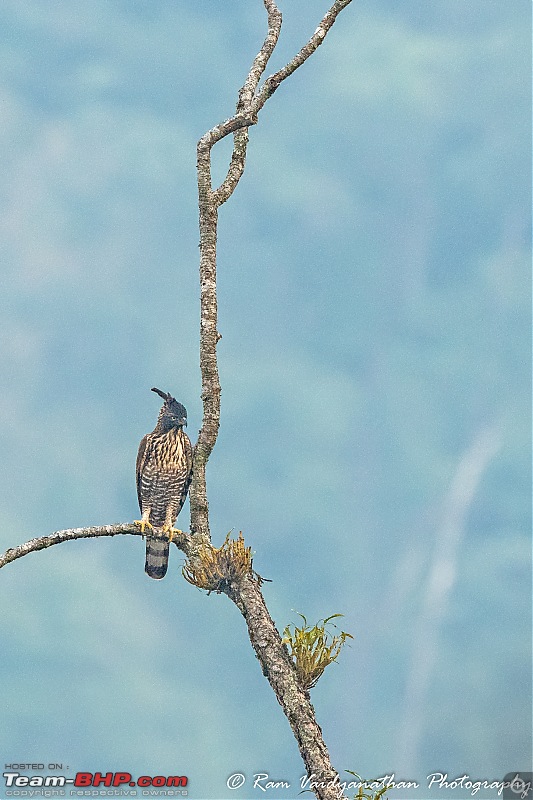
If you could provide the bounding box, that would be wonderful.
[152,386,172,403]
[151,387,187,420]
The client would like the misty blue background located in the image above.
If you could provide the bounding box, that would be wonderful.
[0,1,530,799]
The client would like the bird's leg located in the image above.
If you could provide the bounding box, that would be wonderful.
[134,508,154,534]
[162,512,184,543]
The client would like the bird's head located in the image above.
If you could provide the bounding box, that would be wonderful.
[152,387,188,430]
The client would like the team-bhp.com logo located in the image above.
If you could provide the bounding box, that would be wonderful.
[3,772,188,790]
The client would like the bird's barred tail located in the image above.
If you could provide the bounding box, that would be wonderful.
[145,536,169,580]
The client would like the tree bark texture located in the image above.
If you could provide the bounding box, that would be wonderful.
[190,0,353,544]
[226,576,344,800]
[188,3,354,797]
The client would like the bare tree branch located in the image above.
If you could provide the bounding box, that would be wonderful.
[190,0,353,542]
[254,0,353,109]
[224,576,345,800]
[213,0,351,207]
[214,0,282,205]
[0,524,142,569]
[189,3,354,797]
[0,525,225,571]
[243,0,283,98]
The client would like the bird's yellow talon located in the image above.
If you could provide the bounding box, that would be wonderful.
[134,519,154,534]
[162,525,184,543]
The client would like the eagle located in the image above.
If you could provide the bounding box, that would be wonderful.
[136,387,193,579]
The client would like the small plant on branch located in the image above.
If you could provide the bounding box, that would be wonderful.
[283,613,353,690]
[182,531,254,592]
[346,771,393,800]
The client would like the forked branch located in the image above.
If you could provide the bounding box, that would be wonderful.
[190,0,353,542]
[189,3,354,798]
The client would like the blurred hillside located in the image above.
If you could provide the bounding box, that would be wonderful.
[0,1,530,798]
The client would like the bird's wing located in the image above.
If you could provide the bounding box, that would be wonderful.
[179,432,194,506]
[136,433,152,512]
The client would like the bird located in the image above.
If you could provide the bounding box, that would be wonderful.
[135,387,193,579]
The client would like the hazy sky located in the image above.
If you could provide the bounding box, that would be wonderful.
[0,2,530,798]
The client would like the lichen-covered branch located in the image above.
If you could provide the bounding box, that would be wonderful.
[214,0,282,206]
[0,525,205,570]
[190,0,353,541]
[179,530,348,800]
[0,524,142,569]
[188,4,354,796]
[189,141,220,540]
[224,576,346,800]
[254,0,353,108]
[214,0,352,207]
